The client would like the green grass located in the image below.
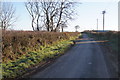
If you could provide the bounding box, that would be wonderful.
[2,38,77,79]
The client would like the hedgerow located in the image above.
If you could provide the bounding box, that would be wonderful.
[89,31,119,52]
[2,31,79,62]
[2,30,80,79]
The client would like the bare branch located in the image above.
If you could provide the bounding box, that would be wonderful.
[25,0,77,32]
[0,2,17,30]
[25,1,43,31]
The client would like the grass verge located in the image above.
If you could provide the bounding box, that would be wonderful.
[86,31,119,77]
[2,34,81,79]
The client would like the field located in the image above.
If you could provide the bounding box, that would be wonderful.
[2,30,80,79]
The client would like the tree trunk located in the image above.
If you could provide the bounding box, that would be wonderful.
[46,11,50,32]
[32,19,34,31]
[55,3,63,32]
[37,15,40,31]
[62,27,63,32]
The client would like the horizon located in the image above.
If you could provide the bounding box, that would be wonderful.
[1,0,119,32]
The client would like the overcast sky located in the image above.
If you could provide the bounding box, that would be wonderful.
[2,0,119,32]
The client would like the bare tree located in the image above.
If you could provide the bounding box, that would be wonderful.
[75,25,80,32]
[40,0,60,32]
[25,1,43,31]
[0,2,16,30]
[25,0,76,32]
[41,0,76,32]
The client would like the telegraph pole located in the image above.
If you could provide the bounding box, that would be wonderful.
[102,11,106,31]
[97,19,98,31]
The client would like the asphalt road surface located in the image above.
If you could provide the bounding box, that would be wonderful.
[31,34,116,78]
